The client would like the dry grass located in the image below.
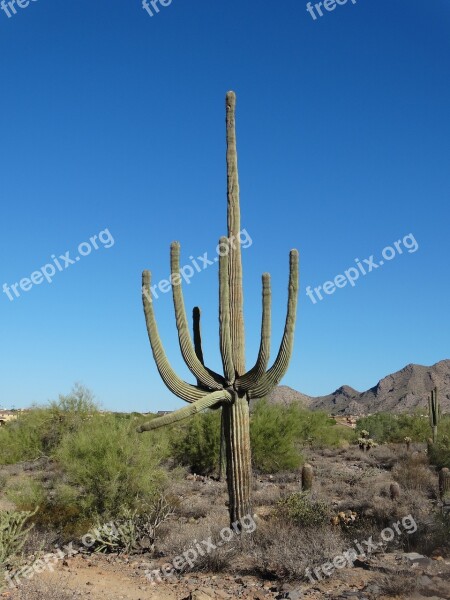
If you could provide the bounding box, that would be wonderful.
[245,520,345,581]
[376,571,419,597]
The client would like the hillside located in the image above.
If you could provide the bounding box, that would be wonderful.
[268,359,450,415]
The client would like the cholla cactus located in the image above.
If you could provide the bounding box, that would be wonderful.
[137,92,299,525]
[0,509,36,568]
[301,464,314,491]
[360,430,370,439]
[404,436,412,451]
[428,387,440,444]
[358,437,376,451]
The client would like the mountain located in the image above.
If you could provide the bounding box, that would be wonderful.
[267,360,450,415]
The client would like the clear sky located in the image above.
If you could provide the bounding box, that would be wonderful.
[0,0,449,412]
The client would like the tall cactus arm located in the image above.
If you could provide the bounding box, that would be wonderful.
[192,307,205,365]
[226,91,246,376]
[236,273,271,391]
[137,390,233,432]
[247,249,299,400]
[191,306,224,389]
[142,270,210,403]
[170,242,225,389]
[219,238,235,384]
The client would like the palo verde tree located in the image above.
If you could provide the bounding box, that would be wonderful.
[137,92,299,525]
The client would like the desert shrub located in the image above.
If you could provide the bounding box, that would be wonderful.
[247,520,344,581]
[429,434,450,469]
[356,412,430,444]
[0,384,97,465]
[85,496,174,554]
[6,479,46,513]
[376,571,419,597]
[157,507,241,573]
[171,411,221,476]
[54,414,166,520]
[250,400,303,473]
[296,410,355,448]
[356,413,400,443]
[392,454,437,496]
[174,495,210,520]
[276,492,330,527]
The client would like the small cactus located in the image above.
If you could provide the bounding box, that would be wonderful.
[390,482,401,501]
[360,430,370,439]
[439,468,450,499]
[404,436,412,451]
[428,387,440,444]
[426,437,434,455]
[302,463,314,491]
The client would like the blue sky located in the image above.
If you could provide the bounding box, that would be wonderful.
[0,0,448,411]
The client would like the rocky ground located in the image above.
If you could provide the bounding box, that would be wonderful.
[3,444,450,600]
[4,549,450,600]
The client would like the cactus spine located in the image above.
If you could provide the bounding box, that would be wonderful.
[137,92,299,525]
[428,387,440,444]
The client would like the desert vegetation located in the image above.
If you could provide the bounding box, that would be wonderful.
[0,383,449,599]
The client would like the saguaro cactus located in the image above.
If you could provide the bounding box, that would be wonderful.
[302,464,314,491]
[439,468,450,500]
[428,387,440,444]
[137,92,299,525]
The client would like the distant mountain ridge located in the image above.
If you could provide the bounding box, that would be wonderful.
[267,360,450,415]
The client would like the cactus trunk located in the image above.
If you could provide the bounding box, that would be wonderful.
[223,394,252,522]
[439,468,450,499]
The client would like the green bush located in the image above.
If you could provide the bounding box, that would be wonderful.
[0,384,98,465]
[356,412,431,444]
[250,400,303,473]
[276,492,330,527]
[169,401,354,476]
[54,413,166,518]
[171,410,221,476]
[429,434,450,469]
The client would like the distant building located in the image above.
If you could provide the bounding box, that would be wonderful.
[0,411,18,426]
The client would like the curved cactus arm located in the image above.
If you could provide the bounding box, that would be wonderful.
[247,249,299,400]
[219,238,235,384]
[236,273,271,392]
[192,307,205,365]
[137,390,233,432]
[170,242,225,389]
[142,270,209,403]
[192,306,224,388]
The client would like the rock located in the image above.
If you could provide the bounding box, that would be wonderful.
[190,588,216,600]
[402,552,432,567]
